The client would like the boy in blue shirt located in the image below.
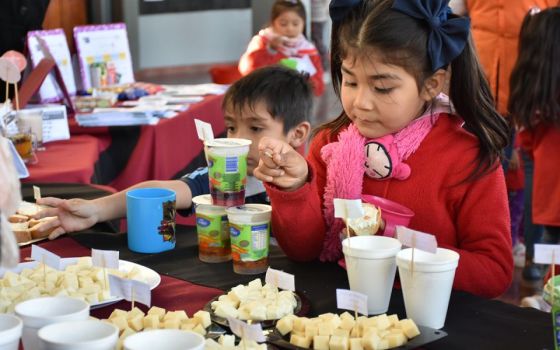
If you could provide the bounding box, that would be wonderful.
[33,66,313,238]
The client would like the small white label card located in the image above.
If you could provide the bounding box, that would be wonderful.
[33,186,41,200]
[265,267,295,291]
[334,198,364,220]
[534,244,560,264]
[31,245,61,270]
[194,118,214,142]
[109,274,151,307]
[91,249,119,269]
[396,226,438,254]
[336,289,368,316]
[227,317,266,343]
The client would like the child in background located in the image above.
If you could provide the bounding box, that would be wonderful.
[32,66,313,238]
[254,0,513,298]
[510,7,560,311]
[238,0,325,96]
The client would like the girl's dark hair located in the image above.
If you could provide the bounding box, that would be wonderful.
[509,7,560,129]
[316,0,509,180]
[271,0,307,23]
[222,65,312,133]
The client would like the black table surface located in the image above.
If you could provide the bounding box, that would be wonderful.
[21,184,554,350]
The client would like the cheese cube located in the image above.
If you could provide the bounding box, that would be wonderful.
[147,306,166,321]
[164,310,188,322]
[375,314,391,330]
[128,315,144,331]
[120,327,136,340]
[387,314,399,327]
[384,333,406,348]
[110,309,129,320]
[293,317,310,333]
[305,325,319,338]
[214,303,239,319]
[349,338,363,350]
[361,333,381,350]
[290,334,312,348]
[192,324,206,336]
[249,303,267,321]
[180,323,195,331]
[248,278,262,290]
[163,318,181,329]
[128,307,145,319]
[313,335,330,350]
[329,335,349,350]
[193,310,211,328]
[317,322,334,336]
[399,319,420,339]
[339,317,356,331]
[350,326,362,338]
[111,316,129,331]
[333,328,350,338]
[276,315,295,336]
[143,314,160,329]
[219,335,236,347]
[181,318,199,329]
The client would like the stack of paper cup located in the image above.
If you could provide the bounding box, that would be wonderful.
[15,296,89,350]
[342,236,402,315]
[396,248,460,329]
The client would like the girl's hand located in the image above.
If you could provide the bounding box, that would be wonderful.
[253,137,309,191]
[32,197,100,239]
[269,35,286,51]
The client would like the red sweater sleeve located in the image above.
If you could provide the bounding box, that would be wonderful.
[265,131,331,261]
[238,35,285,75]
[443,165,513,298]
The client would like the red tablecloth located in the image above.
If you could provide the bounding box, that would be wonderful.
[19,237,223,319]
[21,135,101,184]
[68,95,225,191]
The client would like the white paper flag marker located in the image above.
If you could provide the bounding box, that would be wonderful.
[33,185,41,212]
[396,226,438,278]
[336,289,368,319]
[194,118,214,142]
[334,198,364,243]
[265,267,295,291]
[109,274,151,310]
[31,245,61,284]
[92,249,119,291]
[534,244,560,308]
[227,317,266,343]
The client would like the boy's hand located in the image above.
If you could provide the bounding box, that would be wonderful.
[32,197,100,239]
[253,137,308,191]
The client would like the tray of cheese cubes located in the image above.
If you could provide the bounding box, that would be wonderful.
[0,257,160,312]
[204,278,308,329]
[268,312,447,350]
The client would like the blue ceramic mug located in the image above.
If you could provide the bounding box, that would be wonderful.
[126,188,176,253]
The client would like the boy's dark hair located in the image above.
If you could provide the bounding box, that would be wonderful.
[271,0,307,24]
[222,65,313,133]
[316,0,509,181]
[510,7,560,129]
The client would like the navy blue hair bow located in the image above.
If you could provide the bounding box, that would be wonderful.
[392,0,470,71]
[329,0,361,22]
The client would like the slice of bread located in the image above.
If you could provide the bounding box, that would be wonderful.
[8,214,29,223]
[29,217,57,239]
[16,201,49,217]
[10,222,32,243]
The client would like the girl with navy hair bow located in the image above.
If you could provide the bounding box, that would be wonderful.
[254,0,513,298]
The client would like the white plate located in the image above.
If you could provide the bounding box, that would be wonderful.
[0,257,161,309]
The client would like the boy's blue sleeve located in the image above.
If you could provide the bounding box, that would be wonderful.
[177,167,210,217]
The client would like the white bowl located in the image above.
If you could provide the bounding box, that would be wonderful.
[124,329,205,350]
[38,320,118,350]
[15,297,89,350]
[0,314,23,350]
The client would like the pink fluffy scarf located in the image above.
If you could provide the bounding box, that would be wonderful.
[319,95,452,261]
